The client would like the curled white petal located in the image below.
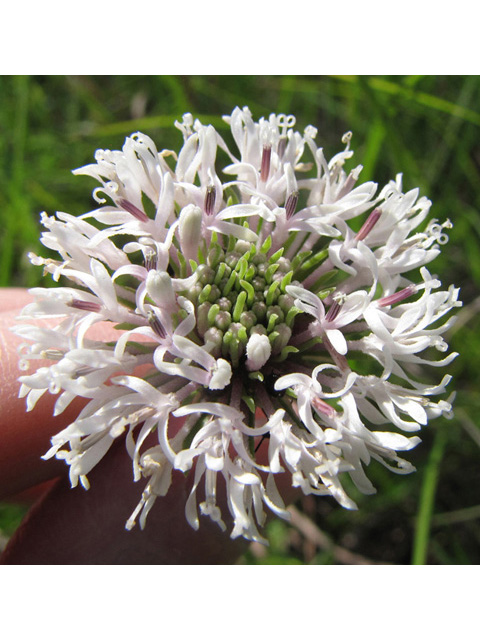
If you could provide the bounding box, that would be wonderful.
[208,358,232,390]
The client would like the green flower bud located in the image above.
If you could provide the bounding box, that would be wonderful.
[228,322,245,338]
[215,311,232,331]
[240,310,257,331]
[252,276,265,291]
[251,253,267,265]
[207,244,224,268]
[256,262,268,277]
[225,251,241,268]
[267,305,285,323]
[235,240,252,255]
[276,257,292,273]
[196,264,215,285]
[270,323,292,354]
[203,327,223,358]
[197,301,212,336]
[252,301,267,322]
[278,293,295,313]
[250,324,267,336]
[185,281,203,302]
[207,284,221,303]
[217,296,232,312]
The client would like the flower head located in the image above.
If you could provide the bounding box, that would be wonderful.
[15,107,461,543]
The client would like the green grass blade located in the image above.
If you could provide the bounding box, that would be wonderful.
[412,426,448,565]
[332,75,480,127]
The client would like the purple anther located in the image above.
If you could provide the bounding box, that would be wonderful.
[336,169,359,200]
[260,145,272,182]
[378,285,417,307]
[277,137,287,159]
[204,185,216,216]
[68,299,102,312]
[148,310,167,339]
[119,198,149,223]
[356,208,382,242]
[325,300,341,323]
[312,396,336,418]
[144,247,157,272]
[285,190,299,220]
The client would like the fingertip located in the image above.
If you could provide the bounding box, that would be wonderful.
[0,288,34,313]
[0,441,247,564]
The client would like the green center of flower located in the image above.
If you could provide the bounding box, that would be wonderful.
[186,236,301,371]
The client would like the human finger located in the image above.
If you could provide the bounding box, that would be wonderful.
[0,290,122,498]
[0,296,71,498]
[0,436,247,564]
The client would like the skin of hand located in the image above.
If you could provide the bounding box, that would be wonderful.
[0,288,298,564]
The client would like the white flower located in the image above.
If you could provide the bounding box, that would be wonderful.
[286,285,370,355]
[245,333,271,371]
[15,107,461,543]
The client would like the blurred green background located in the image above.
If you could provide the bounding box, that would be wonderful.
[0,75,479,564]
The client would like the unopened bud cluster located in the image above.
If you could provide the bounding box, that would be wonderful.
[187,237,298,369]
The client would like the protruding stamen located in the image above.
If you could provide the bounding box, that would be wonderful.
[325,300,341,323]
[260,145,272,182]
[119,198,149,222]
[148,310,167,339]
[144,247,157,271]
[336,165,362,200]
[285,190,299,220]
[312,396,336,419]
[40,348,64,360]
[68,299,102,312]
[378,285,416,307]
[72,366,96,381]
[277,137,287,159]
[204,185,216,216]
[356,208,382,242]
